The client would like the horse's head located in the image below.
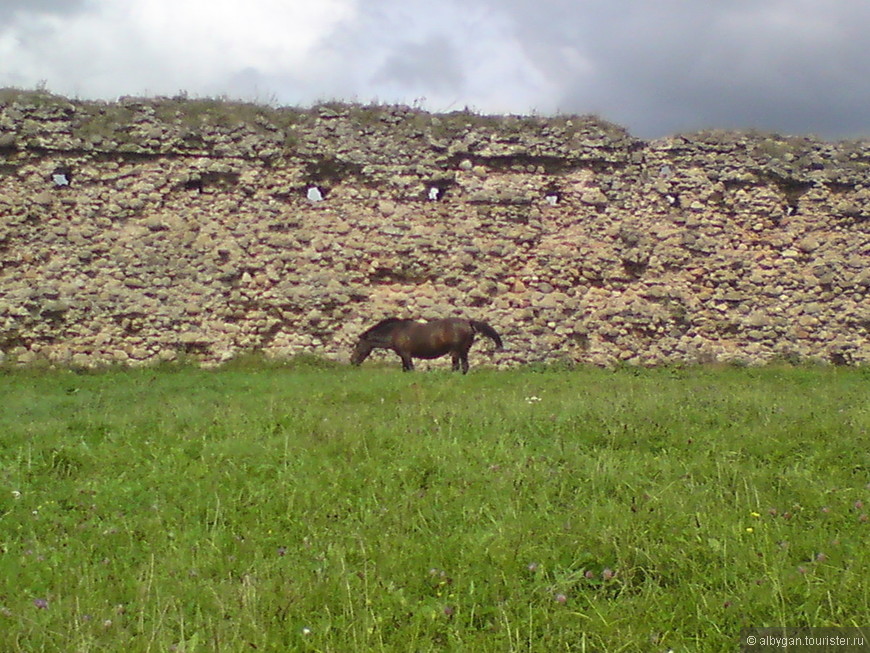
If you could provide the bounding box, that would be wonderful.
[350,339,373,366]
[351,318,408,366]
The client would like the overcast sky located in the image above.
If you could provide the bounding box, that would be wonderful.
[1,0,868,140]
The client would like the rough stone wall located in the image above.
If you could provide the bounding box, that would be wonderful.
[0,91,867,367]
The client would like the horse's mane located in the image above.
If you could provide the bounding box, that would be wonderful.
[360,317,415,339]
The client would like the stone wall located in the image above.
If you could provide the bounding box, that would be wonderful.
[0,90,867,367]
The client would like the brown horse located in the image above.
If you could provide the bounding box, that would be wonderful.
[350,317,503,373]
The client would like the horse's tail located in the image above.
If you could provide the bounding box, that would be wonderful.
[470,320,503,350]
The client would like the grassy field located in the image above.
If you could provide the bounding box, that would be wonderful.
[0,361,867,652]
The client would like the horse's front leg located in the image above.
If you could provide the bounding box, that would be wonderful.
[400,353,415,372]
[451,354,461,371]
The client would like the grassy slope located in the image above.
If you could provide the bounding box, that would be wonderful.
[0,363,867,652]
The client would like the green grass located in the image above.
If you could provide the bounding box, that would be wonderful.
[1,362,867,652]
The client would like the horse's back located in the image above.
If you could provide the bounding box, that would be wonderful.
[396,318,472,359]
[427,318,475,342]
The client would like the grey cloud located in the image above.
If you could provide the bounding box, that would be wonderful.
[372,36,464,95]
[0,0,92,21]
[466,0,870,138]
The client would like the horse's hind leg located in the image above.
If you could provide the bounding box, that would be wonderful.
[450,344,471,374]
[452,349,469,374]
[457,341,472,374]
[400,353,414,372]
